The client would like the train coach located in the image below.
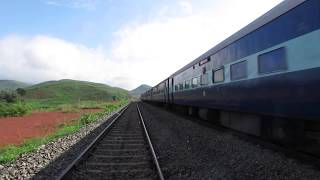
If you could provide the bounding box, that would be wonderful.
[141,0,320,143]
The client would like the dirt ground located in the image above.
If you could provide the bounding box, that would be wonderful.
[0,109,102,147]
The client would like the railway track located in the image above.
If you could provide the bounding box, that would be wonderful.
[57,103,164,180]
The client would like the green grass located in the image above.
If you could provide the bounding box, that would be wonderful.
[53,124,82,138]
[51,104,80,113]
[0,100,128,164]
[24,100,122,113]
[0,102,30,117]
[0,138,49,163]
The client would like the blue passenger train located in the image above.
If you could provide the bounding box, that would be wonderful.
[141,0,320,141]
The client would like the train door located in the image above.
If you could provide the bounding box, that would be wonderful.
[165,79,169,103]
[164,81,167,103]
[162,81,165,103]
[169,78,174,104]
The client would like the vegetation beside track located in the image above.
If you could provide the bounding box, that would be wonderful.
[0,91,30,117]
[0,79,130,164]
[0,100,128,164]
[0,79,130,117]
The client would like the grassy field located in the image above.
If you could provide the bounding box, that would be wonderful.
[26,100,119,112]
[0,100,128,164]
[0,100,117,117]
[0,79,130,117]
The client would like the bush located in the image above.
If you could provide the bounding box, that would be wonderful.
[79,112,104,125]
[104,103,120,113]
[0,102,29,117]
[0,91,18,103]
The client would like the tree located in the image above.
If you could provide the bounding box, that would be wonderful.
[16,88,26,96]
[0,91,18,103]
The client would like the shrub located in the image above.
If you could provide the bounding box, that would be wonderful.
[0,91,18,103]
[0,102,29,117]
[104,103,118,113]
[79,112,103,125]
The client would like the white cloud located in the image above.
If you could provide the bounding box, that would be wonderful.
[45,0,97,10]
[0,35,131,88]
[0,0,283,90]
[179,1,193,15]
[110,0,283,87]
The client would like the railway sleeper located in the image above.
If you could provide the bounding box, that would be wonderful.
[75,168,157,179]
[93,149,149,156]
[100,140,145,144]
[89,155,151,163]
[77,162,154,173]
[97,144,147,150]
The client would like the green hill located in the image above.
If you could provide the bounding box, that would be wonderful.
[129,84,152,98]
[0,80,31,91]
[25,79,129,103]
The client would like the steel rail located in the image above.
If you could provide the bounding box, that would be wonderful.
[57,104,130,180]
[137,103,165,180]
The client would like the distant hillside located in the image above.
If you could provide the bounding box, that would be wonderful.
[25,79,129,102]
[130,84,152,98]
[0,80,31,91]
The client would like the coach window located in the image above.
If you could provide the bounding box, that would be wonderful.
[258,47,287,74]
[179,83,184,90]
[185,80,190,89]
[175,85,178,91]
[213,68,224,83]
[200,73,209,85]
[231,61,247,81]
[192,77,198,88]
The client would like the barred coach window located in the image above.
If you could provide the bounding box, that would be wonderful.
[231,61,247,81]
[192,77,198,88]
[185,80,190,89]
[258,47,287,74]
[175,85,178,91]
[179,83,184,90]
[213,68,224,83]
[200,73,209,85]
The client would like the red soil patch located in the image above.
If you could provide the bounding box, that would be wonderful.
[0,109,102,148]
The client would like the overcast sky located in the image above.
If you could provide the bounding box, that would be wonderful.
[0,0,283,90]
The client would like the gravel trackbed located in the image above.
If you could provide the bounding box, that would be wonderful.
[139,102,320,180]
